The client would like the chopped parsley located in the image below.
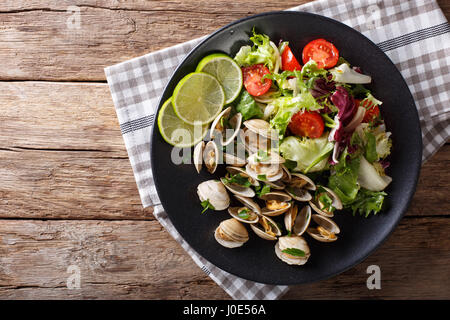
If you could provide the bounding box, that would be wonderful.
[200,199,215,214]
[281,247,306,257]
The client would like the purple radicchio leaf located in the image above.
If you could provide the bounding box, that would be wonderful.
[380,159,391,169]
[330,86,356,126]
[353,66,363,74]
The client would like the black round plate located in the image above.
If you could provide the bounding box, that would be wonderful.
[150,11,422,285]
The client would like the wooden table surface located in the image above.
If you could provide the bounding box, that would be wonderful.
[0,0,449,300]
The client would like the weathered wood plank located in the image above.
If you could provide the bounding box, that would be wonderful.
[1,144,447,220]
[0,0,448,81]
[0,217,448,299]
[0,82,123,154]
[1,81,448,220]
[0,149,152,220]
[0,0,311,81]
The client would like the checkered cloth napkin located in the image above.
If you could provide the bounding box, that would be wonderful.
[105,0,450,300]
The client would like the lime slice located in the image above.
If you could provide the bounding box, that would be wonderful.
[196,53,243,104]
[173,72,225,125]
[157,97,207,147]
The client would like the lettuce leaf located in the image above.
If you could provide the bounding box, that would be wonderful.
[328,150,361,205]
[235,90,264,120]
[330,63,372,84]
[279,133,333,173]
[375,131,392,159]
[234,30,276,71]
[365,131,378,163]
[350,189,386,217]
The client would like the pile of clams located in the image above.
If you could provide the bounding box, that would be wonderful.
[193,114,343,266]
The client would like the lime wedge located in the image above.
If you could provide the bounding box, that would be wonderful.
[196,53,243,104]
[173,72,225,125]
[157,97,207,147]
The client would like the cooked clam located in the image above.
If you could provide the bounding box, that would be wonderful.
[203,141,219,174]
[307,214,340,242]
[239,128,272,154]
[284,205,311,236]
[193,141,205,173]
[260,191,292,216]
[289,173,316,190]
[228,206,259,224]
[223,153,246,167]
[234,194,261,215]
[220,176,255,198]
[210,107,243,146]
[243,119,277,140]
[309,186,343,217]
[197,180,230,211]
[245,152,285,182]
[285,173,316,201]
[226,166,259,187]
[280,164,292,183]
[215,218,249,248]
[275,235,310,265]
[250,215,282,240]
[264,180,286,190]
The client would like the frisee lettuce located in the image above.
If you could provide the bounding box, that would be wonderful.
[234,29,277,71]
[279,133,333,173]
[350,189,387,217]
[235,90,264,120]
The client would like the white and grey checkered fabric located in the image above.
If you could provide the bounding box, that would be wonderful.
[105,0,450,300]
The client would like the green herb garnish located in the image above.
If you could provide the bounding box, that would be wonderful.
[256,149,270,162]
[237,208,250,220]
[316,186,335,213]
[257,174,267,181]
[223,174,252,187]
[281,248,306,257]
[200,199,215,214]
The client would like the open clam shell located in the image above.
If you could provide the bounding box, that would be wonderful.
[289,173,316,191]
[280,164,292,183]
[286,187,312,202]
[209,107,242,146]
[193,141,205,173]
[309,186,343,217]
[264,180,286,190]
[247,151,285,165]
[234,194,261,215]
[250,215,282,240]
[223,153,246,167]
[225,166,259,187]
[245,162,284,182]
[260,191,292,216]
[215,218,249,248]
[307,214,340,242]
[275,235,310,265]
[243,119,278,140]
[239,128,272,154]
[285,205,311,236]
[220,177,255,198]
[197,180,230,211]
[228,206,259,224]
[203,141,219,174]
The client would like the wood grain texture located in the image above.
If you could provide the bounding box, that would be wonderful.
[0,0,449,300]
[0,0,311,81]
[0,217,448,299]
[0,81,448,220]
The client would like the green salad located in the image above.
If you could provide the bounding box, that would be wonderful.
[158,29,393,266]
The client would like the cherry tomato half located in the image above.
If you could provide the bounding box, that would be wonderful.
[356,99,381,123]
[302,39,339,69]
[288,111,325,139]
[242,64,272,97]
[281,45,302,71]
